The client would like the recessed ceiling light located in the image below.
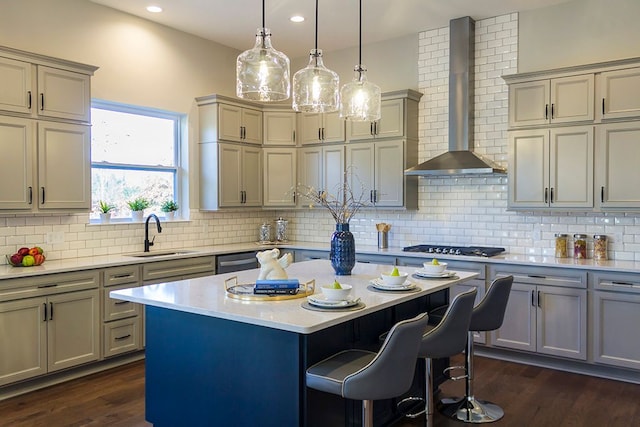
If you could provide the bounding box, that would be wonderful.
[146,5,163,13]
[290,15,304,23]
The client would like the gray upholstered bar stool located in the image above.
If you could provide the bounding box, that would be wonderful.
[305,312,430,427]
[398,288,477,426]
[439,275,514,423]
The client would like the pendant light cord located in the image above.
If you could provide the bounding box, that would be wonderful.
[262,0,266,29]
[358,0,362,65]
[314,0,319,51]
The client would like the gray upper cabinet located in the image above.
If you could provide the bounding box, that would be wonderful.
[197,94,263,145]
[0,46,96,213]
[596,66,640,121]
[508,74,594,128]
[299,111,344,144]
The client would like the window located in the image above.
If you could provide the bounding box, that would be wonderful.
[90,100,182,221]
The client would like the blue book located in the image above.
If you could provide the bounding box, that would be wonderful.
[254,279,300,289]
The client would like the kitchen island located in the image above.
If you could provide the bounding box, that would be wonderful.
[111,260,478,427]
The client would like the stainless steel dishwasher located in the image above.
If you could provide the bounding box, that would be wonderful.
[215,251,259,274]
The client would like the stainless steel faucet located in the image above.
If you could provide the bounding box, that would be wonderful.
[144,214,162,252]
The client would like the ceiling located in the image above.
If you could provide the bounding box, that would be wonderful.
[89,0,574,58]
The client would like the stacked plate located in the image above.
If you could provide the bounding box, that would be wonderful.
[307,294,361,308]
[413,269,457,279]
[369,277,417,291]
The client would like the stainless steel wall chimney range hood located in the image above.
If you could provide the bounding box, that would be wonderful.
[405,16,506,176]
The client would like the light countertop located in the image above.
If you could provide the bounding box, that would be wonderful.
[110,260,478,334]
[2,240,640,280]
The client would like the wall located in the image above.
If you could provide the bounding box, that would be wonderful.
[519,0,640,72]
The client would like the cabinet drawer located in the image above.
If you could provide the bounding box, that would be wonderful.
[490,265,586,288]
[103,265,140,287]
[142,256,215,283]
[0,270,100,302]
[103,317,141,358]
[103,283,141,321]
[591,271,640,294]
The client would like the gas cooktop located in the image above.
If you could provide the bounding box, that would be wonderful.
[402,245,506,257]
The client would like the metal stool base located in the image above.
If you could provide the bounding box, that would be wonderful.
[439,396,504,423]
[397,396,426,418]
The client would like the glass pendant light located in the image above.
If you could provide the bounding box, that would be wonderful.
[339,0,381,121]
[236,0,290,102]
[292,0,339,113]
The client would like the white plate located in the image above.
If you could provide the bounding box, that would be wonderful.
[370,278,417,291]
[307,295,360,308]
[414,270,457,279]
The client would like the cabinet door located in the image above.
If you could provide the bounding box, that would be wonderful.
[242,146,262,206]
[0,298,47,386]
[0,56,32,115]
[508,129,549,208]
[321,111,345,143]
[508,80,550,127]
[263,111,296,146]
[376,98,404,138]
[37,122,91,210]
[597,67,640,120]
[550,74,594,124]
[263,148,296,207]
[346,142,374,204]
[491,283,536,352]
[595,122,640,209]
[297,147,322,207]
[549,126,593,208]
[47,290,100,372]
[348,119,374,140]
[218,104,242,142]
[37,66,91,122]
[374,140,404,206]
[299,112,322,144]
[103,283,141,322]
[593,290,640,370]
[536,286,587,360]
[241,108,262,144]
[322,145,345,197]
[218,143,243,206]
[0,116,34,210]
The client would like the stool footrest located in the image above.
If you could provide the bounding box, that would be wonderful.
[438,396,504,424]
[443,365,467,381]
[397,396,426,419]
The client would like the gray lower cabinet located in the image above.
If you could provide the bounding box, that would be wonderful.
[0,271,100,386]
[294,250,329,262]
[490,265,587,360]
[102,265,143,358]
[142,256,216,284]
[591,272,640,370]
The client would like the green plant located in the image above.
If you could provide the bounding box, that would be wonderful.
[160,200,179,212]
[127,197,150,211]
[97,200,115,213]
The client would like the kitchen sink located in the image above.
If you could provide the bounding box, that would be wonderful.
[124,250,197,258]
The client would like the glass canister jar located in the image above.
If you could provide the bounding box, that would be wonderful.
[275,217,288,242]
[573,234,587,259]
[593,235,608,260]
[555,234,569,258]
[259,223,272,243]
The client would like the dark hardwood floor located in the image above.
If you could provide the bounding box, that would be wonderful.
[1,355,639,427]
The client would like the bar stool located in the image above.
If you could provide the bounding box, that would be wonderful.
[439,275,514,423]
[305,312,430,427]
[398,288,478,426]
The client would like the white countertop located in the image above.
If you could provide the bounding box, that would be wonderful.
[2,240,640,280]
[110,260,478,334]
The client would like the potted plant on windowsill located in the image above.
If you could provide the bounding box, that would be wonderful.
[127,197,150,222]
[97,200,115,223]
[160,200,179,220]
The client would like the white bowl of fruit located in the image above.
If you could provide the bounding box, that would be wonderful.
[7,247,46,267]
[380,266,409,286]
[422,259,447,274]
[321,280,353,301]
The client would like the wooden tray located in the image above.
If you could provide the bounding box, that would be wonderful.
[224,276,315,301]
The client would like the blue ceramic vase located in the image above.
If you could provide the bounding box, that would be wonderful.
[330,223,355,275]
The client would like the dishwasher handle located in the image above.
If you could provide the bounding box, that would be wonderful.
[218,258,256,267]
